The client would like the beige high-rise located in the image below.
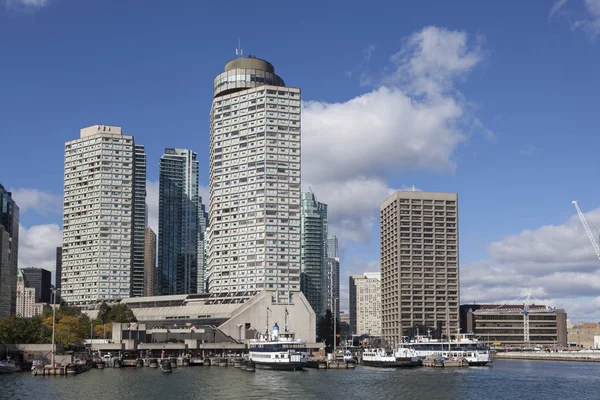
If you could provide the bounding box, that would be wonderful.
[144,227,157,297]
[349,272,381,336]
[207,57,301,304]
[380,191,459,345]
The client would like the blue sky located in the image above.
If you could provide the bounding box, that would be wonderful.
[2,0,600,318]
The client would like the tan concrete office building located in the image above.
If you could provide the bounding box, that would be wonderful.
[349,272,381,336]
[380,191,459,345]
[207,57,302,305]
[144,227,157,297]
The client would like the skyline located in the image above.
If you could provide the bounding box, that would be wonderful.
[3,0,600,319]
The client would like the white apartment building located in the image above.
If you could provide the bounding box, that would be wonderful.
[349,272,382,336]
[61,125,145,305]
[208,57,301,304]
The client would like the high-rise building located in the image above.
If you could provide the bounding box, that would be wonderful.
[144,227,157,297]
[16,269,46,318]
[300,191,328,316]
[207,56,301,304]
[21,267,51,303]
[350,272,381,336]
[323,257,340,318]
[204,225,211,293]
[327,235,339,259]
[61,125,145,305]
[197,196,209,293]
[132,144,147,297]
[55,247,62,293]
[380,191,459,345]
[158,148,199,295]
[0,183,19,319]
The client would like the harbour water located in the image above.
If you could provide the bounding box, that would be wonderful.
[1,359,599,399]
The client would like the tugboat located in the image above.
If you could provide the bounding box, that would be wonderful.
[362,348,420,368]
[248,322,308,371]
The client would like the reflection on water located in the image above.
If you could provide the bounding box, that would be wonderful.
[1,360,599,400]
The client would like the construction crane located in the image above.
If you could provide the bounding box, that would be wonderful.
[522,293,531,343]
[572,201,600,263]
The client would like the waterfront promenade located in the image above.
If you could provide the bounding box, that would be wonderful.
[494,350,600,362]
[2,359,599,400]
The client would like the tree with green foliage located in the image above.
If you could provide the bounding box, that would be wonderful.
[0,315,51,344]
[107,303,137,323]
[40,307,90,349]
[317,309,341,353]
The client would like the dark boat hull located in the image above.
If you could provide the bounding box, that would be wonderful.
[363,359,419,368]
[254,361,307,371]
[467,361,491,366]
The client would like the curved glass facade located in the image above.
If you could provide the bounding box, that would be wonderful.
[213,60,285,98]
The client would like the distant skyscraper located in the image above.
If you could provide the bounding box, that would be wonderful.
[323,257,340,319]
[0,183,19,319]
[208,56,301,304]
[350,272,381,336]
[197,196,208,293]
[16,269,45,318]
[300,191,328,317]
[61,125,146,305]
[380,191,459,344]
[132,144,147,297]
[158,148,199,295]
[144,227,157,297]
[327,235,339,259]
[55,247,62,293]
[21,267,51,303]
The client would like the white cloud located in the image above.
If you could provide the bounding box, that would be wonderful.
[8,188,62,216]
[5,0,49,8]
[549,0,570,19]
[146,180,159,235]
[551,0,600,39]
[577,0,600,37]
[303,26,487,244]
[17,224,62,282]
[386,26,483,97]
[461,207,600,320]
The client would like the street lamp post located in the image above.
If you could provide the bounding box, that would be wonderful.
[333,296,338,357]
[51,288,60,366]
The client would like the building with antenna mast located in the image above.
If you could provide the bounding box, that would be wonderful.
[207,55,302,306]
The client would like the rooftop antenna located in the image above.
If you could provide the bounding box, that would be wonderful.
[235,39,243,58]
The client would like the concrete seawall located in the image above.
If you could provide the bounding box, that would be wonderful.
[495,351,600,362]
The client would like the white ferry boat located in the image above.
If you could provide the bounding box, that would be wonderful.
[362,347,420,368]
[248,323,308,370]
[402,334,492,366]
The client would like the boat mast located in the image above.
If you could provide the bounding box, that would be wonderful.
[266,307,270,337]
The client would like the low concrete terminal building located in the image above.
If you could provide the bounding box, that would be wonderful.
[460,304,567,347]
[84,290,320,354]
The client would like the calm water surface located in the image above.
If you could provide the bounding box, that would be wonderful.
[1,360,599,400]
